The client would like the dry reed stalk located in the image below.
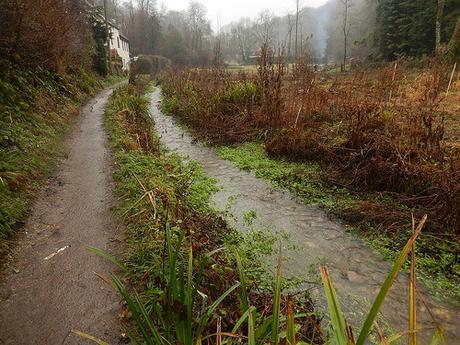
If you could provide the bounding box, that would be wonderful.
[446,62,457,96]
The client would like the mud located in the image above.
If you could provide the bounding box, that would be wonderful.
[0,87,124,344]
[148,89,460,343]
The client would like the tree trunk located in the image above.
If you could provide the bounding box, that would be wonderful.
[342,0,348,70]
[447,16,460,54]
[295,0,299,59]
[436,0,445,54]
[103,0,112,74]
[288,28,292,61]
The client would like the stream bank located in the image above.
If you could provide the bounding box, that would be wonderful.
[149,88,460,343]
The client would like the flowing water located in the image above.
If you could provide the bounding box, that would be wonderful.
[148,90,459,343]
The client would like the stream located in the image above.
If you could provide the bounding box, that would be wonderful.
[148,89,459,343]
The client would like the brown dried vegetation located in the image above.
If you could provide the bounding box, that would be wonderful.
[161,51,460,238]
[0,0,93,73]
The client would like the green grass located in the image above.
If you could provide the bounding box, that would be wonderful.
[217,142,356,210]
[0,61,124,248]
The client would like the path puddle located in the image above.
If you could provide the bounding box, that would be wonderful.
[148,90,459,343]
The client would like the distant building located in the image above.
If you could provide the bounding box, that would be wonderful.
[85,0,130,72]
[108,22,130,72]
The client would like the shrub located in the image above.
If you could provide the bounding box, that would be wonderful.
[0,0,93,73]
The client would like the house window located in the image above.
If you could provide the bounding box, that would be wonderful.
[117,37,120,48]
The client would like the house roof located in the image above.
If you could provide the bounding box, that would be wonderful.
[119,32,129,41]
[108,21,120,31]
[85,0,129,42]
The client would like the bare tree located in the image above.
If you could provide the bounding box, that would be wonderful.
[340,0,352,71]
[231,18,253,63]
[285,13,295,61]
[436,0,460,57]
[436,0,445,54]
[188,1,209,52]
[294,0,302,59]
[255,10,274,46]
[103,0,112,72]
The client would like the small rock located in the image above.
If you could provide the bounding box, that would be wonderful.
[346,270,360,282]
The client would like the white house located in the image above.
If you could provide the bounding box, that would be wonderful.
[85,0,130,72]
[108,22,130,72]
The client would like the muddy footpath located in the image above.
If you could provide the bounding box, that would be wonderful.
[0,87,124,345]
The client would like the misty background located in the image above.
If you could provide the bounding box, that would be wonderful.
[100,0,460,65]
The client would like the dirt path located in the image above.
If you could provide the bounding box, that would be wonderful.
[0,87,123,344]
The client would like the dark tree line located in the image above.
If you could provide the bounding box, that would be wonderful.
[2,0,457,75]
[375,0,460,60]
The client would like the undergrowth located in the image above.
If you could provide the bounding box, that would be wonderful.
[161,55,459,236]
[0,60,123,249]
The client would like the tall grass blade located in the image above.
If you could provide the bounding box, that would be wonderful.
[320,266,348,345]
[86,246,127,273]
[271,245,283,345]
[231,308,250,333]
[186,244,194,345]
[216,317,222,345]
[71,330,111,345]
[248,306,256,345]
[166,223,184,302]
[255,315,274,341]
[232,248,249,313]
[429,328,446,345]
[133,290,167,345]
[409,216,417,345]
[355,215,427,345]
[197,282,241,335]
[224,307,249,345]
[286,298,296,345]
[111,274,158,345]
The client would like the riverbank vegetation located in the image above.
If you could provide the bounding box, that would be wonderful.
[103,83,324,344]
[98,82,448,345]
[160,53,460,299]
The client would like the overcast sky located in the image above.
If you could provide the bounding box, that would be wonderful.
[159,0,329,30]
